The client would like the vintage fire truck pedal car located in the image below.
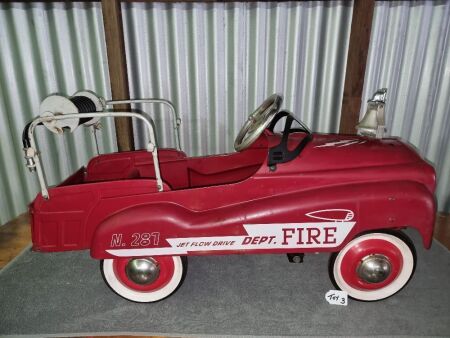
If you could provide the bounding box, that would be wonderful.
[22,89,436,302]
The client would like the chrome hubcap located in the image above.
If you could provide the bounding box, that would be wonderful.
[357,254,391,283]
[125,258,160,285]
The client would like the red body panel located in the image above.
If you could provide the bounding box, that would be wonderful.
[30,132,436,259]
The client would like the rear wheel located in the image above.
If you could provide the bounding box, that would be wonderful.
[101,256,186,302]
[329,231,416,301]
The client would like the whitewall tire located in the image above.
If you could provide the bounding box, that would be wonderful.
[101,256,186,302]
[330,232,416,301]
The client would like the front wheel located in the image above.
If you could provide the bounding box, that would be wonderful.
[329,231,416,301]
[101,256,187,302]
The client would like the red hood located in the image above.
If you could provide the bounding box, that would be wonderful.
[262,132,435,193]
[298,133,423,172]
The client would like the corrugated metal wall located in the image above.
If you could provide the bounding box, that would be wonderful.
[121,1,353,155]
[2,1,448,225]
[0,2,115,224]
[361,0,450,212]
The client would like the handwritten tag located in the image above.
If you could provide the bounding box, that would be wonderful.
[325,290,348,306]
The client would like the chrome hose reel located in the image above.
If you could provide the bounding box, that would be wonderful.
[22,90,106,173]
[39,90,105,134]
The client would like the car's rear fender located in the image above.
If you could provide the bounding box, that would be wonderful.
[90,180,435,259]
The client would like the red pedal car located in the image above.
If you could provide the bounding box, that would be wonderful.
[22,91,436,302]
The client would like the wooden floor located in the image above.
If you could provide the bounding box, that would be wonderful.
[0,213,31,268]
[433,212,450,249]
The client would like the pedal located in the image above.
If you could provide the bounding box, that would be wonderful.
[287,253,304,263]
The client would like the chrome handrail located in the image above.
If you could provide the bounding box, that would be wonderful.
[106,99,181,151]
[25,111,163,199]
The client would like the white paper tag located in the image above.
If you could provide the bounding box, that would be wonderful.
[325,290,348,306]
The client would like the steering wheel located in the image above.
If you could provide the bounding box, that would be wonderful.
[234,94,282,151]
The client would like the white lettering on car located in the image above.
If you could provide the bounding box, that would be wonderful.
[106,221,355,257]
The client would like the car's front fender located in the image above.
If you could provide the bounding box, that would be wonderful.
[90,180,435,259]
